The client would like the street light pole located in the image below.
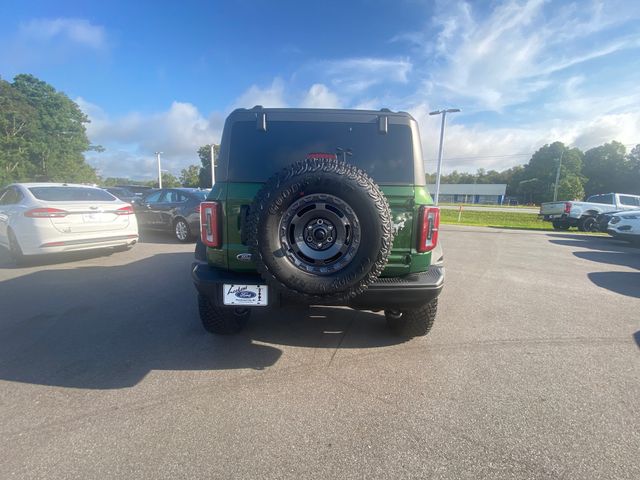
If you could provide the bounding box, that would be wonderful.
[210,144,216,188]
[155,151,163,189]
[553,149,565,202]
[429,108,461,205]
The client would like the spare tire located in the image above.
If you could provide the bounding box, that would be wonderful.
[247,156,393,302]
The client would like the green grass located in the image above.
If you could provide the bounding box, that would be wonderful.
[439,203,537,209]
[440,209,552,230]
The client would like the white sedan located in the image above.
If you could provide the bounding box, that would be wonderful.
[0,183,139,261]
[607,210,640,244]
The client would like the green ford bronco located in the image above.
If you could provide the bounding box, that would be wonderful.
[192,107,444,337]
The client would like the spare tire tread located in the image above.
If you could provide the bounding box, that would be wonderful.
[247,157,393,302]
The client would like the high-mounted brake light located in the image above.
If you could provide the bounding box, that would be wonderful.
[25,207,68,218]
[115,205,134,215]
[564,202,572,214]
[417,206,440,253]
[200,201,221,247]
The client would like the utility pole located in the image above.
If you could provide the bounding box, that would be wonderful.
[210,144,217,188]
[553,149,565,202]
[429,108,461,205]
[155,151,163,189]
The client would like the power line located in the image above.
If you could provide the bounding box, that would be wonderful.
[425,153,533,161]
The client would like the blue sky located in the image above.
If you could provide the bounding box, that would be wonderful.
[1,0,639,179]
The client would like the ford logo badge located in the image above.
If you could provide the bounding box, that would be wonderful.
[236,253,253,262]
[235,291,257,299]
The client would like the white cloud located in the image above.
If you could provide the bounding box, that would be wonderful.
[422,0,640,111]
[409,102,640,173]
[232,78,287,109]
[19,18,107,50]
[317,57,412,94]
[301,84,341,108]
[569,113,640,151]
[78,98,224,179]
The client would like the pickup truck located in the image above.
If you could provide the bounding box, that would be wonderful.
[540,193,640,231]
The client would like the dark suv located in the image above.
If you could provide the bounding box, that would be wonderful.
[192,107,444,337]
[134,188,210,242]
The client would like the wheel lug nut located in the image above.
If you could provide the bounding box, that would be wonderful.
[307,236,313,242]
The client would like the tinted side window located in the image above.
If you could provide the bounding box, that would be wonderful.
[587,194,614,205]
[619,195,640,206]
[228,120,414,184]
[163,191,186,203]
[145,191,163,203]
[11,188,24,204]
[0,188,18,205]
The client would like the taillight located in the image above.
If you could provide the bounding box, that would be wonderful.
[25,207,68,218]
[564,202,571,214]
[115,205,134,215]
[417,206,440,253]
[200,201,221,247]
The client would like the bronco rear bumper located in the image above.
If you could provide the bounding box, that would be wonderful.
[191,262,444,310]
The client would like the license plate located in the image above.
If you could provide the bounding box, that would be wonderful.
[83,213,103,223]
[223,284,268,306]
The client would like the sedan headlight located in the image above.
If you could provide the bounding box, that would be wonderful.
[610,217,621,224]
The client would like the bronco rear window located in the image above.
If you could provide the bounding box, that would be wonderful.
[29,187,117,202]
[228,120,414,183]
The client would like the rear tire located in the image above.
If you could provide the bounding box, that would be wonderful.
[7,229,25,265]
[198,294,250,334]
[552,220,570,230]
[579,216,597,232]
[174,218,192,243]
[385,299,438,338]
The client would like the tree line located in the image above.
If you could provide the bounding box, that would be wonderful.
[0,74,100,186]
[426,141,640,204]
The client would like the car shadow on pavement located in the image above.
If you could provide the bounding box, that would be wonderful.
[587,272,640,299]
[548,234,639,252]
[0,251,404,390]
[138,230,193,245]
[547,233,640,299]
[0,245,128,269]
[634,331,640,350]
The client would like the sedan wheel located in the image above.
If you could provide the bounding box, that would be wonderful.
[8,230,25,264]
[174,219,192,242]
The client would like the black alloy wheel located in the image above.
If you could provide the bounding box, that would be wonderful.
[280,193,360,275]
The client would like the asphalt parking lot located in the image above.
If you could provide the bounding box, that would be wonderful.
[0,226,638,479]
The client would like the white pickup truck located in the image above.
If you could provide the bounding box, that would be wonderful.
[540,193,640,231]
